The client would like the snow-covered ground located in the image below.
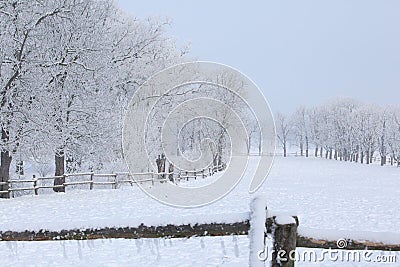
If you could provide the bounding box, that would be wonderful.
[2,237,397,267]
[1,237,398,267]
[1,156,400,266]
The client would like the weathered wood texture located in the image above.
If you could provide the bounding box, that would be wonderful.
[0,221,250,241]
[271,218,298,267]
[297,235,400,251]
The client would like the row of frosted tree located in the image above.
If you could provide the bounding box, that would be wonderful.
[276,98,400,166]
[0,0,187,196]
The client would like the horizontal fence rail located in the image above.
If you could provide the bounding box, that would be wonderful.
[297,235,400,251]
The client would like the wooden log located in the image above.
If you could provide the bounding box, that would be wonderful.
[0,221,250,241]
[297,235,400,251]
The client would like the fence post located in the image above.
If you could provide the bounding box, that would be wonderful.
[168,163,174,182]
[272,216,298,267]
[90,173,94,190]
[160,154,166,179]
[194,170,197,180]
[113,174,118,189]
[33,175,38,196]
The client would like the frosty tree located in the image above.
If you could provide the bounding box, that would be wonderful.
[0,0,73,196]
[277,97,400,167]
[276,112,290,157]
[0,0,186,197]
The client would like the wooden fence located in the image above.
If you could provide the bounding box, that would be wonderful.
[0,163,225,198]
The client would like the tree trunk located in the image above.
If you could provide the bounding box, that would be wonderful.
[305,136,309,157]
[329,149,332,159]
[314,147,318,157]
[54,152,65,192]
[0,128,12,198]
[0,150,12,199]
[380,156,386,166]
[283,143,287,157]
[361,151,364,164]
[320,147,323,158]
[366,150,370,165]
[300,142,303,157]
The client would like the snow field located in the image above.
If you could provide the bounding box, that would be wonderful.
[1,156,400,266]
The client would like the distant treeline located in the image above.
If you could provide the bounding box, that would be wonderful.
[276,98,400,166]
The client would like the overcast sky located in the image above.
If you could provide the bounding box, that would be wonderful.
[117,0,399,113]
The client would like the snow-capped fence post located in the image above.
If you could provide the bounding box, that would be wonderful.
[33,175,38,195]
[249,197,268,267]
[271,216,297,267]
[250,197,299,267]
